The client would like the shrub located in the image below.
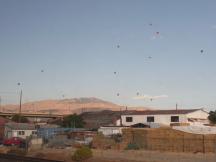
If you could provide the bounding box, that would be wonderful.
[208,111,216,124]
[61,114,85,128]
[71,146,93,162]
[125,143,139,150]
[11,114,29,123]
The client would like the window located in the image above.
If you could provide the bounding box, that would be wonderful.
[171,116,179,122]
[147,116,154,122]
[126,117,133,122]
[32,131,37,135]
[18,131,25,135]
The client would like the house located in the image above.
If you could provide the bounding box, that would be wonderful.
[121,109,209,127]
[4,122,37,139]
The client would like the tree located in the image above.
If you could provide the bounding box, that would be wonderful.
[61,114,85,128]
[71,146,92,162]
[208,111,216,124]
[11,114,29,123]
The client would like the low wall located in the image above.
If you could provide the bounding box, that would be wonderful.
[121,128,216,153]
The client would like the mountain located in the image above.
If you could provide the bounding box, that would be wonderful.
[1,97,119,115]
[1,97,150,115]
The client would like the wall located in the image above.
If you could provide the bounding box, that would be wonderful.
[121,114,188,126]
[116,119,121,126]
[121,128,216,153]
[98,127,125,136]
[12,130,36,139]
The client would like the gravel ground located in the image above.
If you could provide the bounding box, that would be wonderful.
[27,148,216,162]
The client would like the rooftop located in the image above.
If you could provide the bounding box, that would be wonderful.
[5,122,36,130]
[122,109,203,115]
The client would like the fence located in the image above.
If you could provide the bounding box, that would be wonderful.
[37,128,88,140]
[121,128,216,153]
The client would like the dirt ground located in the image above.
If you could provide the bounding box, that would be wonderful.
[27,147,216,162]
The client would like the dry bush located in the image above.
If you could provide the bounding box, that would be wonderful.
[71,146,93,162]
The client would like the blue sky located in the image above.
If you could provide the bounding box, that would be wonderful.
[0,0,216,110]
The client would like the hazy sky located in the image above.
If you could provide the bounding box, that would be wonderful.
[1,0,216,110]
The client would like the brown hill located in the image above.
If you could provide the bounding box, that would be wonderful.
[1,97,120,115]
[1,97,150,115]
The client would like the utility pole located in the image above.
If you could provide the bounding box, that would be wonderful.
[19,90,22,123]
[176,103,178,110]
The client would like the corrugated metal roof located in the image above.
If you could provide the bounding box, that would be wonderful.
[5,122,35,130]
[122,109,202,115]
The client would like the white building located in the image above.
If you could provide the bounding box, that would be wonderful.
[121,109,209,127]
[98,126,126,136]
[5,122,37,139]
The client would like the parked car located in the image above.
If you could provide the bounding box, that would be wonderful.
[3,137,25,147]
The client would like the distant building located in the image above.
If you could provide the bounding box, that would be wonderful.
[121,109,209,127]
[4,122,37,139]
